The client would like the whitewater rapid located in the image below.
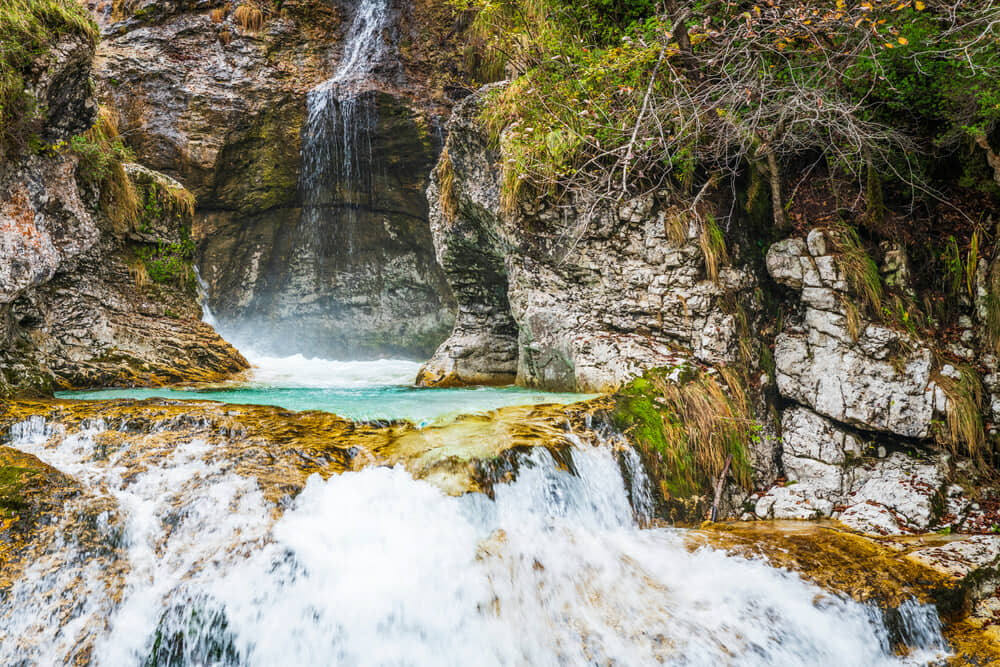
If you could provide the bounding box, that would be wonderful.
[1,415,949,666]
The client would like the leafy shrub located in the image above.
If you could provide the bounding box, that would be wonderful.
[138,240,197,289]
[462,0,1000,221]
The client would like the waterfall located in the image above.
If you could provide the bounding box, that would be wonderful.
[196,0,454,360]
[1,415,952,666]
[294,0,389,273]
[194,266,219,329]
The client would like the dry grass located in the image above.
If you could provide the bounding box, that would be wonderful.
[233,4,263,31]
[647,366,755,493]
[615,364,756,502]
[169,186,196,219]
[934,364,986,463]
[829,225,882,316]
[86,107,140,235]
[698,217,728,284]
[842,297,862,342]
[210,7,227,23]
[129,257,149,293]
[436,148,457,223]
[662,207,688,246]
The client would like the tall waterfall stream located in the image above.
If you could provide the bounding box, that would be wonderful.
[292,0,389,274]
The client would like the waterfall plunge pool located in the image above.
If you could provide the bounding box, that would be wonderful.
[55,353,598,423]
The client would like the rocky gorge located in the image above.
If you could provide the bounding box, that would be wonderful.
[3,0,1000,663]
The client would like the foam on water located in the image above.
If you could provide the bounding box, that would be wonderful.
[242,350,422,388]
[1,418,950,666]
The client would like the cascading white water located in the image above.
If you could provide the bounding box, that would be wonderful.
[1,417,951,666]
[194,266,220,330]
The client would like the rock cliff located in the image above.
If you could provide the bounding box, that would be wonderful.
[418,86,1000,536]
[752,228,1000,535]
[0,22,246,398]
[418,90,759,392]
[95,0,467,358]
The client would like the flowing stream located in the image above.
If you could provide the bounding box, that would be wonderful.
[0,407,951,666]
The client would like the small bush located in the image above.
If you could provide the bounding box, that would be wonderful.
[138,239,197,289]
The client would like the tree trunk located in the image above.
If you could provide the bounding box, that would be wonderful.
[766,150,788,231]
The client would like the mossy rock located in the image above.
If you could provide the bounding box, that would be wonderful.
[0,445,81,591]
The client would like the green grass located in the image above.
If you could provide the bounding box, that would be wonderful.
[0,0,98,158]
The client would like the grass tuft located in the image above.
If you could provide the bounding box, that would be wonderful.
[829,225,883,317]
[72,107,140,236]
[698,216,728,284]
[233,4,264,32]
[436,148,458,223]
[933,364,987,464]
[613,364,756,506]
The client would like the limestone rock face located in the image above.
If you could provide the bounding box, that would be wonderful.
[757,230,983,534]
[96,0,463,359]
[754,405,949,534]
[419,88,757,392]
[768,232,938,438]
[0,155,98,305]
[1,34,246,397]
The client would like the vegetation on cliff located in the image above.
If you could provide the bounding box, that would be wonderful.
[460,0,999,219]
[0,0,97,159]
[459,0,1000,464]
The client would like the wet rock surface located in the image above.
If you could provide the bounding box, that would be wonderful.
[96,0,465,358]
[694,521,1000,664]
[0,397,609,501]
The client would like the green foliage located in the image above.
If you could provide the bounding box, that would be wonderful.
[70,127,134,185]
[70,107,140,235]
[462,0,1000,216]
[0,0,98,159]
[138,240,197,290]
